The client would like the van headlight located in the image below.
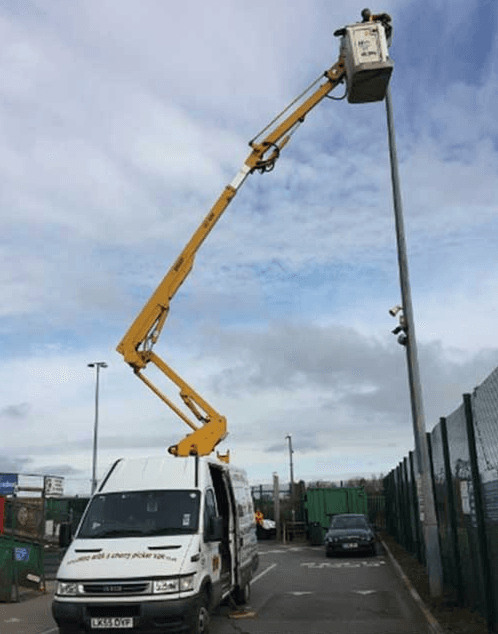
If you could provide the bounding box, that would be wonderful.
[56,582,79,596]
[153,574,195,594]
[179,574,195,592]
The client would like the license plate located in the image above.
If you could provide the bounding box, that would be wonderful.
[91,617,134,629]
[343,542,358,549]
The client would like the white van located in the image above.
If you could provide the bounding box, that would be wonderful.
[52,455,258,634]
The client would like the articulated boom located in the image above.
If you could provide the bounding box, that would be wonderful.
[117,58,347,458]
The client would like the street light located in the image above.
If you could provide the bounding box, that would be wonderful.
[285,434,295,522]
[384,84,444,598]
[88,362,107,495]
[285,434,294,488]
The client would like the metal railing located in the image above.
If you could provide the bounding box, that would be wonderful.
[384,366,498,632]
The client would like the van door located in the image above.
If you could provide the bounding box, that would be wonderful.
[209,465,234,597]
[230,480,257,596]
[202,488,223,607]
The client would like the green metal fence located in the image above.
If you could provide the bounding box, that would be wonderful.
[384,366,498,632]
[367,492,386,529]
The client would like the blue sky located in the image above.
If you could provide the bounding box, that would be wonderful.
[1,0,498,495]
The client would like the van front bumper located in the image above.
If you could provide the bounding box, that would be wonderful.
[52,595,200,633]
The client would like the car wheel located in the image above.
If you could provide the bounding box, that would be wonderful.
[233,581,251,605]
[325,549,332,558]
[190,592,210,634]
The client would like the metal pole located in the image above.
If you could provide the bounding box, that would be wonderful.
[385,85,443,598]
[285,434,295,521]
[285,434,294,489]
[88,362,107,495]
[273,473,281,542]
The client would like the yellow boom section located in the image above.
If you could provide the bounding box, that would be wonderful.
[117,59,345,458]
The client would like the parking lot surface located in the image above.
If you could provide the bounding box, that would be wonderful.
[213,542,433,633]
[0,541,434,634]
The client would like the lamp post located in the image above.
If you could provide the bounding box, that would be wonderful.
[285,434,295,520]
[285,434,294,488]
[385,85,443,598]
[88,362,107,495]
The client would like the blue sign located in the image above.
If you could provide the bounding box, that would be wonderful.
[0,474,18,495]
[14,547,30,562]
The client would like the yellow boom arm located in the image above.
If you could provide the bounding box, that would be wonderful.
[117,58,346,458]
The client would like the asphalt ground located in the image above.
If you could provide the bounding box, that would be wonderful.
[214,541,435,633]
[0,541,437,634]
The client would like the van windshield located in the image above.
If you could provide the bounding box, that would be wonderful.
[77,490,200,539]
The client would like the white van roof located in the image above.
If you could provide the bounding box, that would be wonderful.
[98,455,248,494]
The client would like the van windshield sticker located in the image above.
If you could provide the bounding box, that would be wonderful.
[182,514,191,527]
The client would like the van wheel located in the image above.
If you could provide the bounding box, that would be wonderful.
[191,592,210,634]
[233,582,250,605]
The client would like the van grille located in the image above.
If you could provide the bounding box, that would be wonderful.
[82,581,150,595]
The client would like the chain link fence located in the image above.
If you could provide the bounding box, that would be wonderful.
[384,366,498,631]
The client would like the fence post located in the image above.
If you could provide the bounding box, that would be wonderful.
[403,458,413,555]
[409,451,423,562]
[384,474,393,536]
[382,474,391,533]
[389,472,396,536]
[401,459,408,552]
[273,473,281,542]
[382,474,391,534]
[426,432,441,568]
[463,393,495,632]
[396,465,404,546]
[395,465,403,546]
[440,416,464,604]
[400,458,413,554]
[403,459,412,553]
[426,433,436,513]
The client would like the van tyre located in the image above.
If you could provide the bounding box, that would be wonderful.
[191,592,210,634]
[233,582,250,605]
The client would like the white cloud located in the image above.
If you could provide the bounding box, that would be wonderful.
[1,0,498,493]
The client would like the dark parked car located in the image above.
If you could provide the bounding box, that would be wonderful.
[324,513,376,557]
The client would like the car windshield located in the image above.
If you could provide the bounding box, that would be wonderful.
[330,516,368,530]
[77,490,200,539]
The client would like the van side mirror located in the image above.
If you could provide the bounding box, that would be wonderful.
[205,517,223,542]
[59,522,73,548]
